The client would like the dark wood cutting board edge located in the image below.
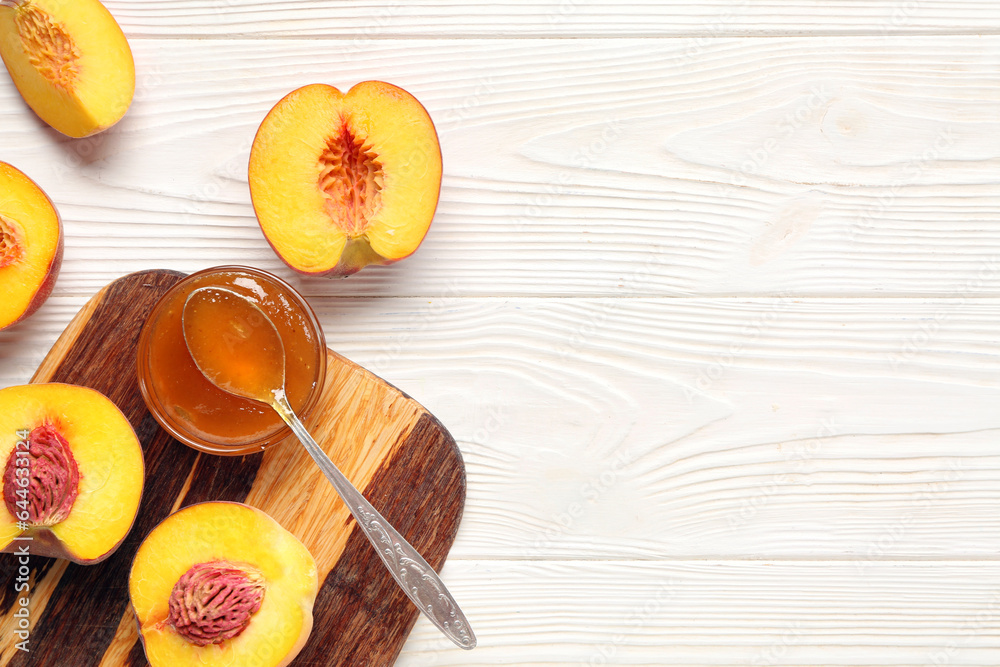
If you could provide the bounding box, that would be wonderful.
[0,269,468,667]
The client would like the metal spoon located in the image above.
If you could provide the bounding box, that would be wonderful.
[182,285,476,650]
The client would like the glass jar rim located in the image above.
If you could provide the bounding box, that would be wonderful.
[136,265,327,456]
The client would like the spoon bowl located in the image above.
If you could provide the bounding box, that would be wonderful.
[183,286,287,402]
[182,286,477,650]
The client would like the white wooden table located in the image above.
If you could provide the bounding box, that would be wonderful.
[3,2,1000,665]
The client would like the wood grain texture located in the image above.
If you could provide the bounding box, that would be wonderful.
[0,38,998,298]
[393,560,1000,666]
[310,296,1000,562]
[2,2,1000,664]
[0,271,466,666]
[7,295,1000,564]
[99,1,1000,37]
[1,271,213,667]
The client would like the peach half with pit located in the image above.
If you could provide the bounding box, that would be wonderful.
[0,161,62,332]
[129,501,318,667]
[0,0,135,138]
[0,383,145,564]
[249,81,442,277]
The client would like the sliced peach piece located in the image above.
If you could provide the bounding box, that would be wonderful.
[249,81,442,276]
[0,162,62,331]
[0,383,144,564]
[130,501,318,667]
[0,0,135,138]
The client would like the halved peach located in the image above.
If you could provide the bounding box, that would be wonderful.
[249,81,442,276]
[0,0,135,138]
[0,161,62,331]
[130,501,318,667]
[0,383,144,564]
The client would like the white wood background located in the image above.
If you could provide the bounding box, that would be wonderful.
[2,2,1000,665]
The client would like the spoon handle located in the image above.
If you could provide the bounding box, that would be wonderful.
[271,393,477,650]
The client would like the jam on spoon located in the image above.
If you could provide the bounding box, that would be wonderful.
[181,286,476,650]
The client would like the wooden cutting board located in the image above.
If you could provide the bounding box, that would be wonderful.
[0,269,468,667]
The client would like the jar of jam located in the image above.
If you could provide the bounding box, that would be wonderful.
[136,266,327,455]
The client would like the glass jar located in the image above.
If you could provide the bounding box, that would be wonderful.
[137,266,327,455]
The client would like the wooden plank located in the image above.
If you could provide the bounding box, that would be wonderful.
[0,38,998,298]
[100,1,1000,38]
[0,272,467,665]
[9,295,1000,560]
[315,296,1000,561]
[0,8,998,665]
[9,294,1000,562]
[394,560,1000,666]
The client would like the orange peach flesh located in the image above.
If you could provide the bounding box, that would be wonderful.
[16,3,81,92]
[0,214,23,269]
[0,0,135,138]
[130,502,318,667]
[0,162,62,331]
[318,118,384,238]
[0,383,144,564]
[249,81,442,276]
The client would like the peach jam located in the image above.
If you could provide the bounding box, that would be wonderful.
[137,266,326,455]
